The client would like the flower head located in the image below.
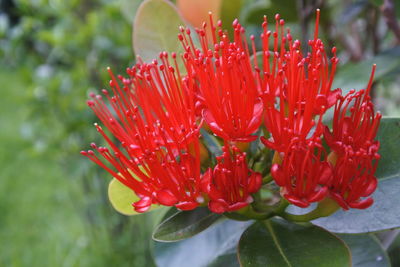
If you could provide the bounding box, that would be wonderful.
[202,146,262,213]
[260,11,340,152]
[325,65,381,209]
[82,9,382,216]
[271,138,332,208]
[81,56,204,212]
[180,16,263,142]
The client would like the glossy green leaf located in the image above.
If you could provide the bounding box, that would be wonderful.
[133,0,185,62]
[338,234,390,267]
[313,117,400,233]
[375,117,400,180]
[153,207,222,242]
[238,219,351,267]
[108,178,140,216]
[154,219,250,267]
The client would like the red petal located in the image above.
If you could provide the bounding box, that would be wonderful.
[326,88,342,108]
[319,162,333,185]
[284,194,310,208]
[134,205,151,213]
[203,109,230,140]
[208,199,228,214]
[330,192,349,210]
[133,196,152,208]
[308,186,328,203]
[271,164,285,186]
[314,94,328,114]
[175,201,199,211]
[245,99,263,135]
[348,197,374,209]
[156,190,178,206]
[208,185,223,200]
[361,176,377,197]
[247,172,262,193]
[200,168,212,193]
[227,202,249,212]
[233,135,258,142]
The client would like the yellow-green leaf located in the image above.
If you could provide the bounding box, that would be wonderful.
[133,0,186,62]
[108,178,141,216]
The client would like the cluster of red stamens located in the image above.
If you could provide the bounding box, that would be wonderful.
[82,10,381,214]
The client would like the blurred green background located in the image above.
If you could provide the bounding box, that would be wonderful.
[0,0,400,266]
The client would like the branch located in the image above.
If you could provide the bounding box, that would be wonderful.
[381,0,400,44]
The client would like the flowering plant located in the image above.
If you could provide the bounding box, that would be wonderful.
[82,0,400,265]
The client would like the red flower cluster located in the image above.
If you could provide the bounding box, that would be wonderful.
[202,146,262,213]
[82,10,381,214]
[81,58,204,212]
[324,69,381,209]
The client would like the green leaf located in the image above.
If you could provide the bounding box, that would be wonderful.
[152,207,222,242]
[313,117,400,233]
[240,0,298,26]
[133,0,185,62]
[375,117,400,180]
[154,219,250,267]
[338,234,390,267]
[200,128,223,156]
[333,47,400,92]
[108,178,140,216]
[238,219,351,267]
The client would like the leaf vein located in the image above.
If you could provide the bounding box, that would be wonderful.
[264,221,293,267]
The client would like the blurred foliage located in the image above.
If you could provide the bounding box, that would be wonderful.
[1,0,400,265]
[0,0,156,266]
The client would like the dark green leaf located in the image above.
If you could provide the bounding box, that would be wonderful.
[338,234,390,267]
[152,207,222,242]
[313,117,400,233]
[201,129,223,156]
[375,117,400,179]
[240,0,298,26]
[133,0,185,62]
[154,219,251,267]
[238,219,351,267]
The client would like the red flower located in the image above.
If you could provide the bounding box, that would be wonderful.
[330,155,378,210]
[81,56,204,212]
[180,16,263,142]
[324,65,381,157]
[260,11,340,152]
[202,146,262,213]
[271,138,332,208]
[325,65,381,209]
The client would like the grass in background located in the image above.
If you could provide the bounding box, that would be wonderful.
[0,67,155,267]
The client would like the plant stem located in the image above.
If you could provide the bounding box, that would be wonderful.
[279,198,340,222]
[262,174,273,184]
